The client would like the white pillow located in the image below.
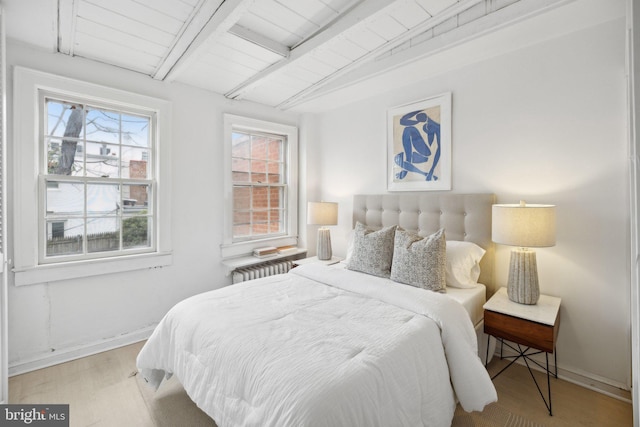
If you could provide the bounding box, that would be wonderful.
[345,228,355,263]
[446,240,486,288]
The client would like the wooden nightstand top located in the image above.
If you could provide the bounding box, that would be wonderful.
[484,288,561,326]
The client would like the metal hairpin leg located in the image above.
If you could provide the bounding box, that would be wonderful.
[486,337,556,416]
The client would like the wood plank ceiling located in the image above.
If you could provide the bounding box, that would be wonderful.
[52,0,562,110]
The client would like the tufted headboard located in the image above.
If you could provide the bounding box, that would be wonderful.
[352,193,496,292]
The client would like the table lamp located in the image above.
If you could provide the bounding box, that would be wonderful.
[492,201,556,304]
[307,201,338,261]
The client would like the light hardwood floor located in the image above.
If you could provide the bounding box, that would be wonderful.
[9,341,634,426]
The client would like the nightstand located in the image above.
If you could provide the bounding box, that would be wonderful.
[292,256,342,267]
[483,287,561,416]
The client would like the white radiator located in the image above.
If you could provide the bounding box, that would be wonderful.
[232,260,294,284]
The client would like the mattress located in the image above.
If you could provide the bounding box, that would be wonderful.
[335,261,486,326]
[444,284,487,327]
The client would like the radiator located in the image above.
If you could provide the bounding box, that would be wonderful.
[232,260,294,284]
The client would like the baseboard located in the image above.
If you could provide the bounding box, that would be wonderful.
[493,345,631,403]
[8,326,156,377]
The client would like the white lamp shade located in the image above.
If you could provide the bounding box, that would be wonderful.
[492,203,556,248]
[307,202,338,226]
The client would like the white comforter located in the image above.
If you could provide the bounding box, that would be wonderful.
[137,264,496,426]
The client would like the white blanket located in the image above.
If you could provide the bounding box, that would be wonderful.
[137,264,496,426]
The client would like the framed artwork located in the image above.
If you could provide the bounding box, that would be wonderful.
[387,92,452,191]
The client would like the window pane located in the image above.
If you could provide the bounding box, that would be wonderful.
[268,209,282,233]
[267,138,283,161]
[252,210,268,235]
[232,158,250,183]
[233,224,251,238]
[267,162,282,183]
[85,107,119,143]
[46,100,82,138]
[121,147,150,179]
[233,210,250,227]
[232,132,250,158]
[253,186,269,210]
[46,219,84,256]
[251,136,268,160]
[251,161,267,183]
[123,184,150,208]
[87,183,119,215]
[86,142,119,178]
[123,215,151,249]
[46,181,84,215]
[121,113,150,147]
[87,217,120,253]
[234,187,251,210]
[269,186,283,209]
[47,138,85,176]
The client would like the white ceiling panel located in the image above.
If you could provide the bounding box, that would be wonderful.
[311,48,352,70]
[242,74,307,106]
[133,0,196,21]
[415,0,460,15]
[246,0,320,43]
[76,1,177,47]
[177,60,250,95]
[390,1,434,28]
[367,13,410,41]
[204,33,282,71]
[327,37,369,62]
[85,0,185,34]
[343,26,389,51]
[74,18,168,58]
[73,33,160,75]
[3,0,579,111]
[277,0,343,26]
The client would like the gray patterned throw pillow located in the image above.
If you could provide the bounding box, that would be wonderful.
[390,228,446,292]
[346,222,397,278]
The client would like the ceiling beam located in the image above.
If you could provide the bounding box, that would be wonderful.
[57,0,79,55]
[224,0,396,100]
[154,0,255,81]
[228,24,290,58]
[278,0,571,110]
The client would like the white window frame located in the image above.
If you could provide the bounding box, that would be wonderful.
[221,114,298,259]
[13,67,172,286]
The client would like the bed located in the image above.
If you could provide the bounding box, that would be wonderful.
[137,193,498,427]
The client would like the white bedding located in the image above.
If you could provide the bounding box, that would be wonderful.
[137,264,496,427]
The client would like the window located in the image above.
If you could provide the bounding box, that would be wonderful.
[42,96,154,261]
[231,130,286,241]
[13,67,172,285]
[222,114,298,258]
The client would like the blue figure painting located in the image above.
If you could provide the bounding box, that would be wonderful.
[394,107,441,182]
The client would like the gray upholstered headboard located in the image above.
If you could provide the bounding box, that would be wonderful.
[352,193,495,292]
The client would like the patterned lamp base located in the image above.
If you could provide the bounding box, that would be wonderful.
[507,248,540,305]
[317,228,332,261]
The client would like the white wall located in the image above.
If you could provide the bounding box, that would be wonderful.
[5,40,300,371]
[304,18,631,389]
[4,2,631,396]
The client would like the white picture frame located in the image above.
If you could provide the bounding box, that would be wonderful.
[387,92,452,191]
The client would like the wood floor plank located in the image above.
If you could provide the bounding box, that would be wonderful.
[8,342,634,427]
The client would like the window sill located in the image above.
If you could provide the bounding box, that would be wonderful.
[12,252,173,286]
[220,236,299,260]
